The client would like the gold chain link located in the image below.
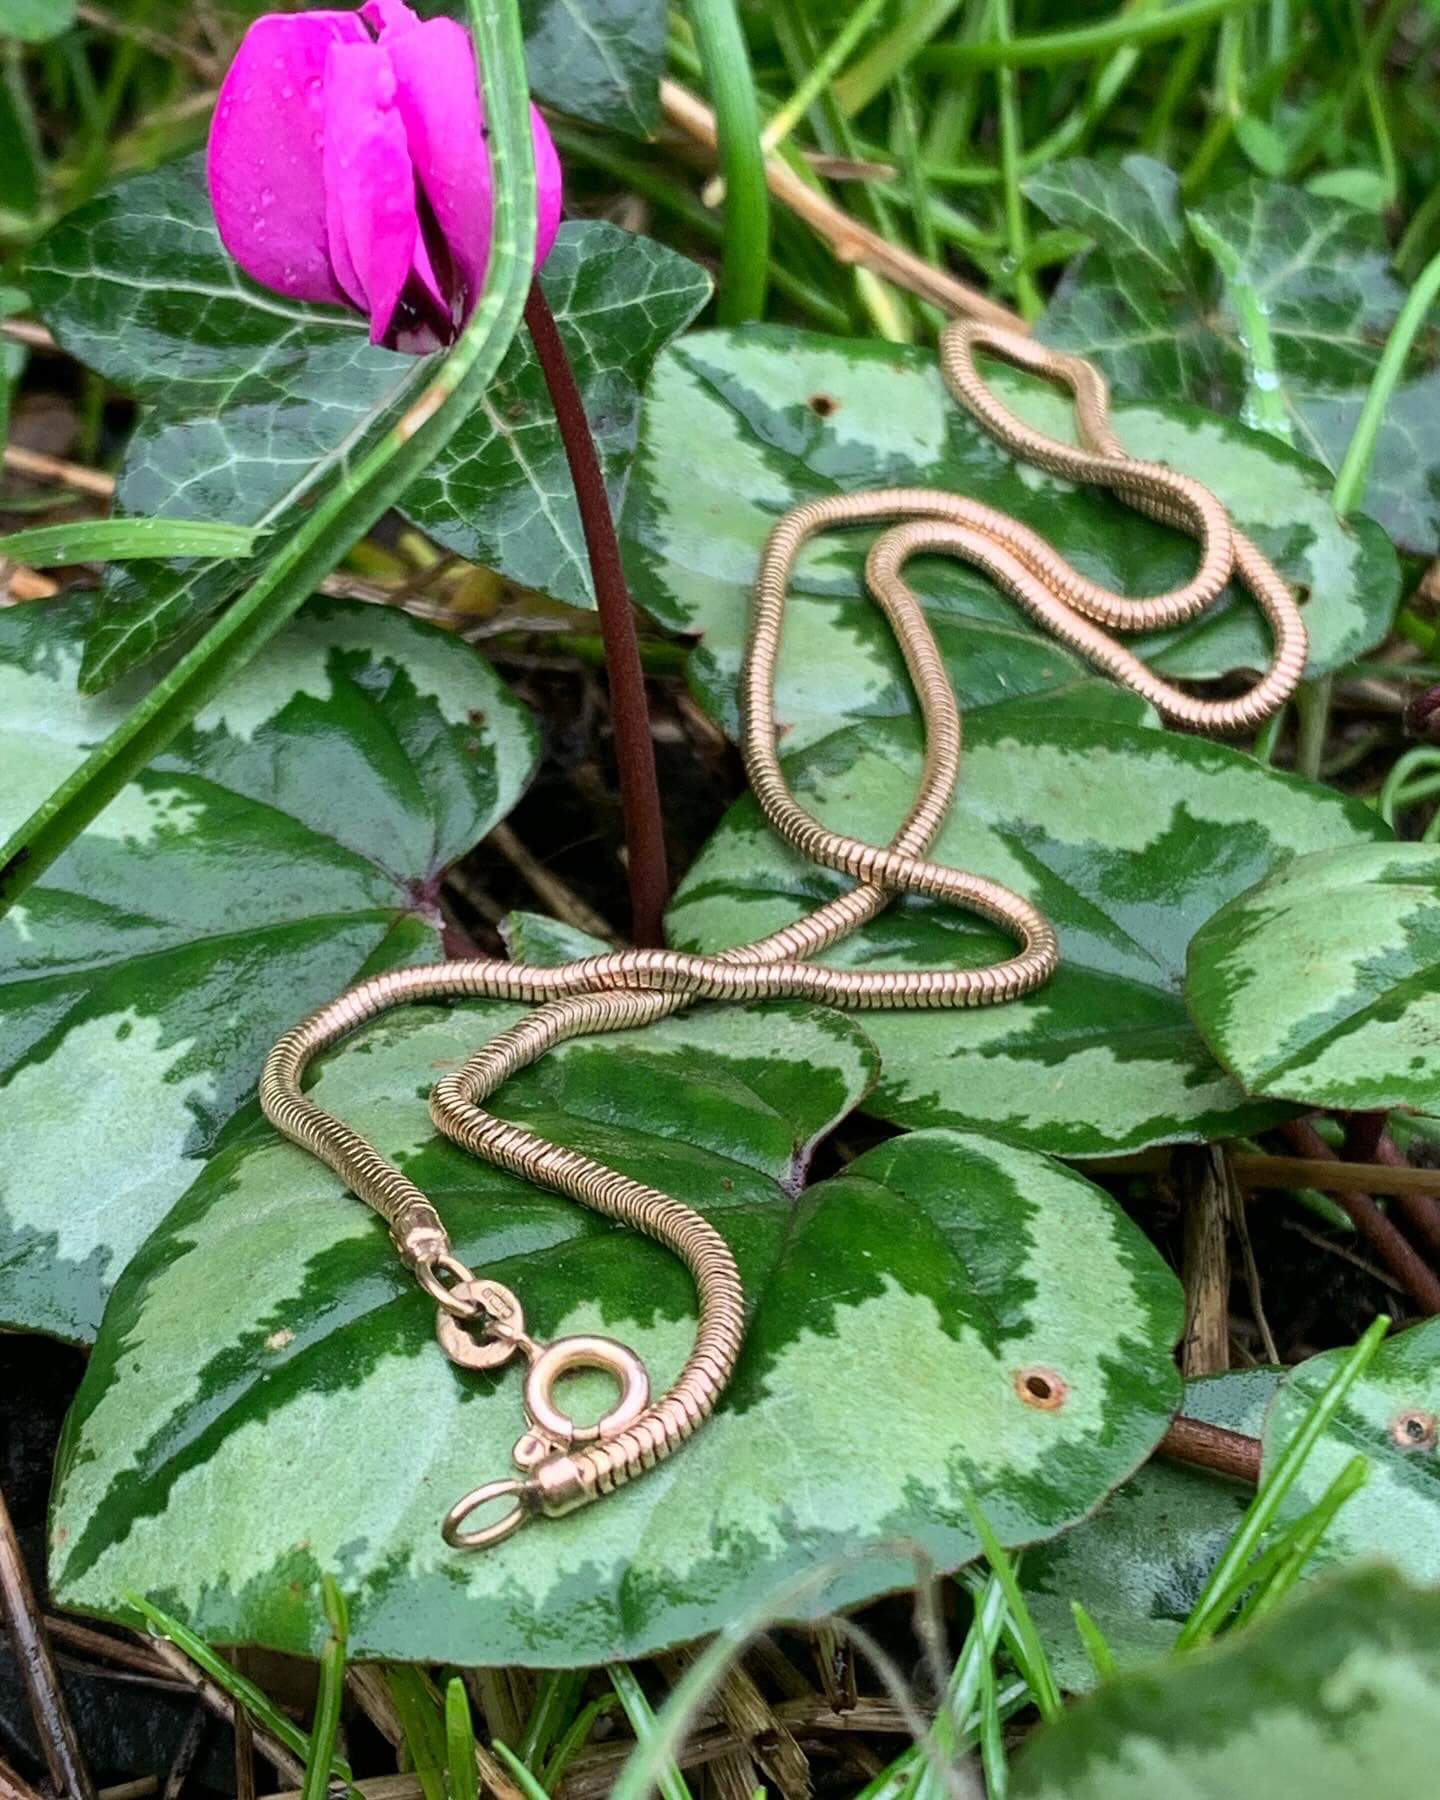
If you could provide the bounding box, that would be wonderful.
[258,321,1306,1548]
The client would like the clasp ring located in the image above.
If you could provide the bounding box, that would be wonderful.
[442,1478,533,1549]
[524,1333,651,1449]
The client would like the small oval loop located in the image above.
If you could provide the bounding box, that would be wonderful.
[442,1478,533,1550]
[416,1253,481,1317]
[524,1334,651,1448]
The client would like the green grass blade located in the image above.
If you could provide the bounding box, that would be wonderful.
[445,1677,480,1800]
[540,1695,619,1791]
[491,1740,552,1800]
[609,1664,693,1800]
[1330,246,1440,519]
[384,1665,446,1800]
[1070,1601,1118,1681]
[0,518,257,563]
[301,1577,349,1800]
[959,1490,1063,1722]
[1177,1315,1389,1649]
[125,1591,350,1781]
[0,0,537,917]
[686,0,769,322]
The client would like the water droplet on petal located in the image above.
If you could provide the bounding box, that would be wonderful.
[280,83,294,100]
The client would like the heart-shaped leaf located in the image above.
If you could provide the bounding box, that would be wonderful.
[0,595,536,1342]
[621,327,1398,747]
[1262,1318,1440,1584]
[1186,842,1440,1113]
[667,714,1388,1155]
[26,157,708,689]
[1013,1565,1440,1800]
[50,1009,1181,1665]
[416,0,666,134]
[518,0,665,135]
[1024,1368,1279,1690]
[1027,157,1440,555]
[400,222,710,604]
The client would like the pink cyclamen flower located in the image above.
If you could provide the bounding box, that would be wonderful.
[207,0,562,353]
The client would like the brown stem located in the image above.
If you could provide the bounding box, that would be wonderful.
[523,282,669,947]
[1283,1120,1440,1315]
[0,1483,95,1800]
[1159,1416,1262,1484]
[1176,1144,1231,1376]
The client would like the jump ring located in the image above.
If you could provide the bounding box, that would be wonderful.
[415,1253,481,1317]
[442,1478,533,1550]
[524,1334,651,1448]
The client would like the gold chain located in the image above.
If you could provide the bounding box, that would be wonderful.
[259,321,1307,1550]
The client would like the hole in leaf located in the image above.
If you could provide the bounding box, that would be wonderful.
[1014,1365,1068,1410]
[1390,1407,1437,1451]
[807,392,840,417]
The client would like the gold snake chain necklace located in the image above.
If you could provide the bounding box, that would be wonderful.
[260,320,1307,1551]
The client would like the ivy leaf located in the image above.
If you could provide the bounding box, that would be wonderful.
[1186,842,1440,1113]
[1013,1566,1440,1800]
[520,0,666,136]
[1024,1368,1280,1691]
[401,223,711,605]
[1028,157,1440,554]
[51,1042,1181,1665]
[667,714,1388,1156]
[417,0,665,134]
[26,157,708,689]
[1262,1318,1440,1585]
[622,328,1397,748]
[0,596,536,1342]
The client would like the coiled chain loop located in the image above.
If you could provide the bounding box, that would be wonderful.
[259,321,1306,1547]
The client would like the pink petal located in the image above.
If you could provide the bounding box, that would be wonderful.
[322,39,437,346]
[380,14,564,314]
[207,11,367,305]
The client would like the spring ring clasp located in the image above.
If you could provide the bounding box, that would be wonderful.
[430,1262,651,1550]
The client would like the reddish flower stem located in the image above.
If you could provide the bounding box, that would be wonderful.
[1283,1119,1440,1314]
[523,282,669,947]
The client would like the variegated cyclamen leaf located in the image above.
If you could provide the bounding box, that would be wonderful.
[0,596,536,1342]
[1024,1368,1280,1691]
[50,1016,1181,1666]
[26,155,707,689]
[667,715,1388,1155]
[621,327,1398,748]
[1013,1566,1440,1800]
[1261,1318,1440,1585]
[1186,842,1440,1113]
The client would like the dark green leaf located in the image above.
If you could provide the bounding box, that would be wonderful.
[622,328,1397,747]
[667,714,1388,1155]
[401,223,711,606]
[26,156,706,686]
[1024,1368,1280,1690]
[417,0,665,133]
[1013,1566,1440,1800]
[0,595,536,1341]
[1029,158,1440,554]
[521,0,665,136]
[1187,842,1440,1112]
[51,1061,1181,1663]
